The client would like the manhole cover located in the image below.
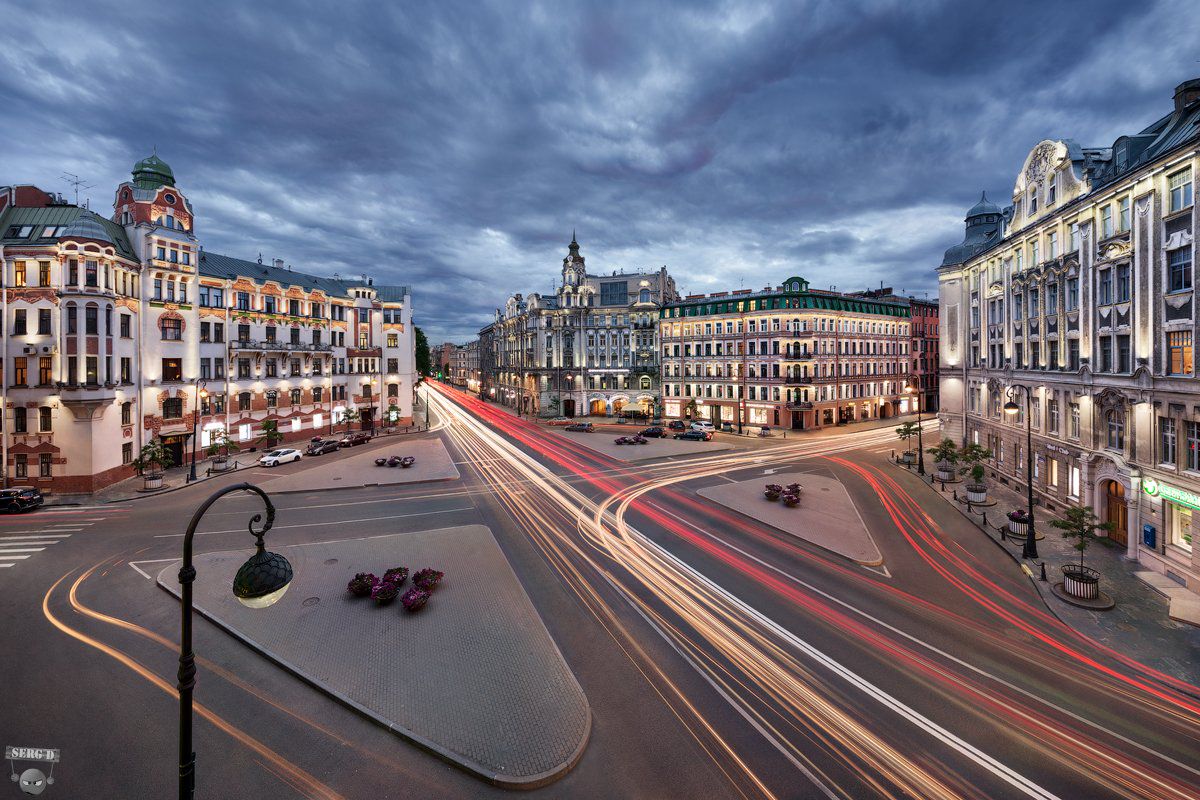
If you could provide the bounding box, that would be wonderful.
[324,558,338,565]
[302,597,320,607]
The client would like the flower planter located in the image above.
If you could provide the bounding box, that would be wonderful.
[1061,564,1100,600]
[383,567,409,586]
[210,457,232,473]
[965,485,988,504]
[347,573,376,598]
[934,464,956,482]
[412,568,444,591]
[371,580,400,605]
[782,494,800,507]
[1007,520,1028,537]
[401,587,431,612]
[143,473,164,491]
[900,451,916,465]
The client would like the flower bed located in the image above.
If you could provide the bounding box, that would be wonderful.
[347,564,444,612]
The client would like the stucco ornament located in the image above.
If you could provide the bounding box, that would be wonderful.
[1025,142,1057,183]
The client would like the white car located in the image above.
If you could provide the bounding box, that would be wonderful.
[259,448,302,467]
[690,420,715,433]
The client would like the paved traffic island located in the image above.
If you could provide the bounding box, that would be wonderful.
[550,430,736,461]
[697,472,883,566]
[157,524,590,788]
[256,437,459,493]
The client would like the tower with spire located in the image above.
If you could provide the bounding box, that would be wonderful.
[561,231,585,287]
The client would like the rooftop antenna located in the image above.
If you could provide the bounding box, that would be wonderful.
[60,172,95,206]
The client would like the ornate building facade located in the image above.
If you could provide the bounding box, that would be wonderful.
[659,278,915,430]
[488,236,678,417]
[0,155,415,494]
[938,79,1200,591]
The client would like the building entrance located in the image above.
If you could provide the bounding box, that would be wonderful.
[1103,479,1128,547]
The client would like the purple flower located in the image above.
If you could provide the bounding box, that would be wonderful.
[383,567,409,586]
[412,568,444,591]
[371,580,399,604]
[347,572,377,598]
[401,587,430,612]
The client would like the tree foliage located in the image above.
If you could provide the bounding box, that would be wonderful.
[414,326,431,376]
[1050,505,1115,569]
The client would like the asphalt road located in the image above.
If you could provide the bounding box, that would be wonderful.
[2,385,1199,799]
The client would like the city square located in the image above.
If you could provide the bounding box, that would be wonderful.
[3,2,1200,798]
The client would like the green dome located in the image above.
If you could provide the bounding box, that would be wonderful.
[132,154,175,189]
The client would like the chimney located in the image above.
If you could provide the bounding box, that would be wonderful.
[1174,79,1200,112]
[273,258,285,270]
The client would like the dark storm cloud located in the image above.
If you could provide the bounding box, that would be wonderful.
[1,0,1192,340]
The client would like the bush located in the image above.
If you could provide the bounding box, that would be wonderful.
[371,580,400,605]
[347,573,376,598]
[383,567,409,586]
[401,587,431,612]
[412,568,444,591]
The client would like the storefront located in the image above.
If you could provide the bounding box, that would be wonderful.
[1134,476,1200,591]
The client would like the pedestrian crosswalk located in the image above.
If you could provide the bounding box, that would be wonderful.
[0,505,127,572]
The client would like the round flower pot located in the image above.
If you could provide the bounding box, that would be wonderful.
[371,582,400,606]
[347,573,376,598]
[965,485,988,504]
[143,473,164,491]
[1008,520,1028,537]
[764,492,781,502]
[1062,564,1100,600]
[401,587,430,612]
[210,457,232,473]
[934,464,956,481]
[900,451,916,465]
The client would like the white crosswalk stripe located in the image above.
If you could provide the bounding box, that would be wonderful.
[0,518,76,571]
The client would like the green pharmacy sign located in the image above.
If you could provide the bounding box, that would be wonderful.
[1141,478,1200,512]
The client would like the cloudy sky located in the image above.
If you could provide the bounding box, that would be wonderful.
[2,0,1193,341]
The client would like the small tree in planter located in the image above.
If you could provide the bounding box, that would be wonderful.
[895,422,921,464]
[132,439,173,490]
[205,429,239,472]
[958,443,993,503]
[259,420,282,449]
[926,438,960,482]
[341,407,361,436]
[1007,509,1031,536]
[1050,505,1114,600]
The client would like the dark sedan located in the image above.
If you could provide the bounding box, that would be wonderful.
[340,431,373,447]
[667,420,687,431]
[673,429,713,441]
[306,439,340,456]
[640,426,667,438]
[564,422,594,432]
[1,487,43,513]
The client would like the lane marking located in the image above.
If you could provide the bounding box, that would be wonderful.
[0,554,32,560]
[128,558,181,580]
[0,533,73,540]
[0,547,45,553]
[0,541,59,547]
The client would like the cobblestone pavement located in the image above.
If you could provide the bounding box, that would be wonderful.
[903,461,1200,685]
[158,524,591,787]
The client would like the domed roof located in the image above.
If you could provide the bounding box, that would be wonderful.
[132,153,175,189]
[965,191,1000,219]
[60,213,114,244]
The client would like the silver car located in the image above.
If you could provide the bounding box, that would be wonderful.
[259,448,302,467]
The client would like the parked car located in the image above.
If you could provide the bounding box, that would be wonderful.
[259,448,302,466]
[305,439,340,456]
[0,486,43,513]
[674,430,713,441]
[564,422,594,432]
[690,420,716,433]
[640,426,667,438]
[339,431,372,447]
[667,420,687,431]
[546,416,572,425]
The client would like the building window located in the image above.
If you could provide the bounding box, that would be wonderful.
[85,305,98,335]
[387,358,398,373]
[1047,399,1059,433]
[1100,205,1113,238]
[39,453,51,477]
[120,314,131,338]
[290,388,301,405]
[13,357,27,387]
[238,359,251,379]
[14,455,26,479]
[238,392,251,412]
[290,359,301,377]
[1187,421,1200,472]
[313,386,323,403]
[13,261,26,286]
[38,357,52,386]
[122,442,133,465]
[1099,337,1113,373]
[121,401,132,425]
[1115,264,1131,303]
[387,383,398,397]
[1068,402,1080,439]
[237,292,250,311]
[387,333,398,348]
[1168,248,1192,292]
[161,317,183,341]
[38,308,50,334]
[1106,410,1125,450]
[1119,197,1130,231]
[1168,502,1194,551]
[161,358,183,382]
[13,310,25,335]
[1169,167,1193,213]
[266,390,278,408]
[200,358,211,380]
[1098,269,1113,304]
[163,398,184,420]
[38,406,52,432]
[1161,417,1178,466]
[1168,330,1193,375]
[265,359,277,378]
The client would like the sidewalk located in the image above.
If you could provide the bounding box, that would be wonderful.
[897,459,1200,684]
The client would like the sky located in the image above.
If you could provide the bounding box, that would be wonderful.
[1,0,1194,342]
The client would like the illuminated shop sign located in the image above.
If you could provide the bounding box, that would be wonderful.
[1142,478,1200,512]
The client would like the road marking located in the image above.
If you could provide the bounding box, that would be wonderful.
[152,505,477,538]
[0,540,59,546]
[0,563,12,568]
[0,533,73,539]
[0,554,32,560]
[0,547,45,553]
[128,558,181,580]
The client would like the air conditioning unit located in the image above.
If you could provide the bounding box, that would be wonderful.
[42,345,57,354]
[22,346,35,355]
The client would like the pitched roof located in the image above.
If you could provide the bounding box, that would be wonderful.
[0,205,138,261]
[199,250,408,302]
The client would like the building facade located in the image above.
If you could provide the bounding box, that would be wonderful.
[487,236,678,417]
[851,287,940,414]
[659,277,915,430]
[0,155,415,494]
[449,340,479,391]
[938,78,1200,591]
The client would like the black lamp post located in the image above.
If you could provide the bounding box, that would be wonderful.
[1004,385,1039,560]
[188,380,208,482]
[904,381,925,475]
[177,483,292,800]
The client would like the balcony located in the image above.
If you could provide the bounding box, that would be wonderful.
[631,362,658,376]
[348,347,381,358]
[233,339,333,353]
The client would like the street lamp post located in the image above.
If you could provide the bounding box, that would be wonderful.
[904,381,924,475]
[177,483,292,799]
[188,380,208,482]
[1004,385,1039,560]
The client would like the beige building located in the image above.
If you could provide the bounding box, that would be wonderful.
[938,79,1200,591]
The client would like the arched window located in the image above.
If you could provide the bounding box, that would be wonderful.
[639,288,650,303]
[121,401,132,426]
[290,388,301,405]
[266,390,278,408]
[238,392,252,412]
[1106,410,1125,450]
[640,376,651,390]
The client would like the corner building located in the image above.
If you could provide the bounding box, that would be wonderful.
[659,277,915,430]
[0,156,415,494]
[938,79,1200,591]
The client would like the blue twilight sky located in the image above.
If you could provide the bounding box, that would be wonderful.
[1,0,1194,342]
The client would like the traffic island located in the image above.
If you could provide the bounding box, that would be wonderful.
[157,524,590,788]
[552,430,736,461]
[256,437,460,493]
[697,472,883,566]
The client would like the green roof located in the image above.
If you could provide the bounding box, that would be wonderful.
[132,154,175,189]
[0,205,137,261]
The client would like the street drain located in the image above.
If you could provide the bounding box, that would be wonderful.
[324,558,338,565]
[302,597,320,607]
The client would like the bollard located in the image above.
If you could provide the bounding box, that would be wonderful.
[999,526,1006,541]
[981,511,987,527]
[1040,562,1048,582]
[940,480,946,491]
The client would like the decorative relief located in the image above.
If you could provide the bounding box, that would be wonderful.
[1025,142,1057,183]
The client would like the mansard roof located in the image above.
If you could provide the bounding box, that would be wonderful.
[0,204,137,261]
[198,251,408,301]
